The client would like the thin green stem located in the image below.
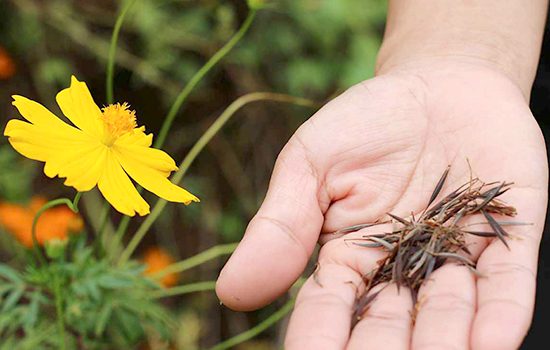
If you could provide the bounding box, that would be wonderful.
[71,192,82,212]
[112,215,131,253]
[106,0,139,104]
[118,93,318,266]
[206,277,305,350]
[206,298,296,350]
[148,281,216,299]
[94,203,110,256]
[54,273,67,350]
[31,193,81,266]
[154,9,257,149]
[151,243,238,280]
[98,0,138,255]
[14,0,179,95]
[113,9,258,253]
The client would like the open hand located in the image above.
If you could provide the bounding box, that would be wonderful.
[216,61,548,350]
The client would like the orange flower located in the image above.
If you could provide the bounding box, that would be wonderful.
[143,247,178,288]
[0,47,16,80]
[0,196,83,248]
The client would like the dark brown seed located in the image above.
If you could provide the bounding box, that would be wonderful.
[472,182,506,212]
[482,210,510,249]
[348,167,520,330]
[463,230,498,237]
[424,256,437,280]
[427,165,451,208]
[334,223,378,234]
[353,242,383,248]
[352,289,382,327]
[387,212,411,226]
[435,252,476,266]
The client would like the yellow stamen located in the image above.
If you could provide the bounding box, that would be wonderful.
[101,102,137,146]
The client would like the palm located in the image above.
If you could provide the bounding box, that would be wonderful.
[217,63,548,350]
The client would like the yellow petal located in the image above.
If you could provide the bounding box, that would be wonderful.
[56,76,103,138]
[97,150,150,217]
[116,126,153,147]
[4,119,96,163]
[113,142,178,178]
[11,95,79,132]
[45,144,107,192]
[113,148,199,204]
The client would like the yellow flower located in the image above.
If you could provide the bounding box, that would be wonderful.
[4,76,199,216]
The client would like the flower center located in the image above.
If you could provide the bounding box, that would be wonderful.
[101,102,137,146]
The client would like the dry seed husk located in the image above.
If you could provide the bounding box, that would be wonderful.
[335,166,523,327]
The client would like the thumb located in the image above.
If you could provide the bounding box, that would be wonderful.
[216,133,325,311]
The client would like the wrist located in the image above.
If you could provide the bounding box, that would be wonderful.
[375,0,548,99]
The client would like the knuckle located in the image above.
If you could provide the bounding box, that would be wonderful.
[478,261,536,280]
[253,214,309,259]
[420,291,474,314]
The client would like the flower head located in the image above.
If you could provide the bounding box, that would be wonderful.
[4,76,199,216]
[101,102,137,145]
[142,246,178,288]
[0,196,83,248]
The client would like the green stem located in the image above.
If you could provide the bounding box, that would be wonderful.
[151,243,238,280]
[106,0,139,104]
[154,9,257,149]
[113,10,257,255]
[206,278,306,350]
[94,203,110,256]
[31,193,81,266]
[71,192,82,211]
[148,281,216,299]
[118,93,318,266]
[206,298,296,350]
[112,215,131,254]
[54,272,67,350]
[99,0,138,255]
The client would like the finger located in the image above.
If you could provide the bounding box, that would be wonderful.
[216,134,326,310]
[285,263,362,350]
[471,190,546,350]
[347,284,413,350]
[285,227,394,349]
[411,264,476,350]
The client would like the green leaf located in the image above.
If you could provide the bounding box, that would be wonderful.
[70,233,88,257]
[114,308,144,343]
[1,287,24,313]
[0,264,22,284]
[83,280,101,301]
[94,302,113,337]
[96,274,134,289]
[22,290,41,331]
[123,263,147,276]
[70,282,87,297]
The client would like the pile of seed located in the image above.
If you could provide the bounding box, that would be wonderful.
[333,166,521,326]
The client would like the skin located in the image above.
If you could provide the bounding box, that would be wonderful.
[216,1,549,349]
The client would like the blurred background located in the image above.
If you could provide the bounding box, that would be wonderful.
[0,0,547,349]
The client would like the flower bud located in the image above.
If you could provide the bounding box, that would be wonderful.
[45,238,68,260]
